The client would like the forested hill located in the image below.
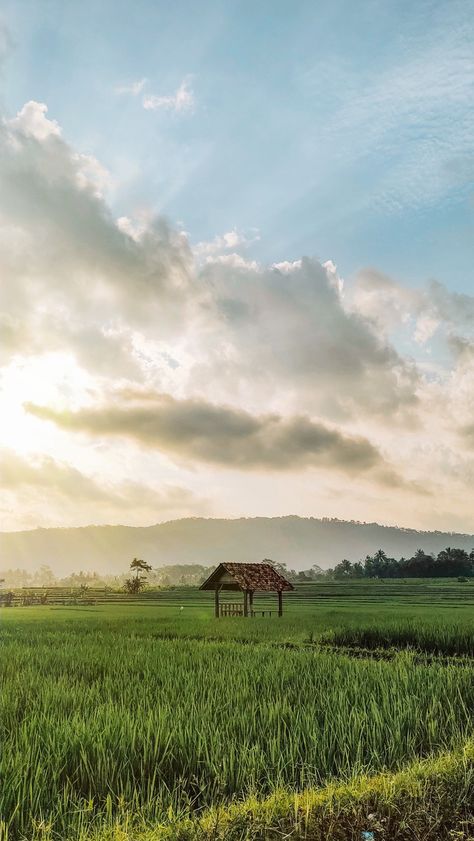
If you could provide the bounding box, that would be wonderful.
[2,516,474,576]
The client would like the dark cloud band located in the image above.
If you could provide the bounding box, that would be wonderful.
[27,393,399,481]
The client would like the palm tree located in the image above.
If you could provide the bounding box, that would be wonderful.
[130,558,152,581]
[123,558,153,595]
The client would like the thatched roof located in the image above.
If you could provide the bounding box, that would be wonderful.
[200,562,294,592]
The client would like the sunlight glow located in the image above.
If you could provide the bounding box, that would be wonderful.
[0,353,92,455]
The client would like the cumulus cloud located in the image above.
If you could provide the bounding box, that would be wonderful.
[193,228,261,271]
[204,253,260,271]
[0,101,194,377]
[272,259,303,273]
[428,280,474,330]
[0,103,191,304]
[351,268,474,475]
[0,103,419,422]
[196,257,419,419]
[1,97,473,530]
[142,77,194,113]
[9,100,62,139]
[0,100,421,419]
[414,313,440,346]
[353,268,474,345]
[194,228,260,259]
[25,391,405,486]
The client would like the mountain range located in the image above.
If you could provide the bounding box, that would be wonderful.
[1,516,474,575]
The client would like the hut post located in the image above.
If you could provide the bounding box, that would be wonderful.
[215,586,220,618]
[278,590,283,617]
[249,590,254,616]
[243,589,249,617]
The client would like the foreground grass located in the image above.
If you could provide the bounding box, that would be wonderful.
[2,606,474,840]
[14,742,474,840]
[162,741,474,841]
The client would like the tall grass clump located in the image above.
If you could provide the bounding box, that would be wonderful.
[1,614,474,840]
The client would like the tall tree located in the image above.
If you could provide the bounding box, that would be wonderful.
[130,558,152,580]
[124,558,153,594]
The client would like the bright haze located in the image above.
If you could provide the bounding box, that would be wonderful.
[1,1,473,534]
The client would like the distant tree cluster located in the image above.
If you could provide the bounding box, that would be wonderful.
[267,551,474,581]
[147,564,215,587]
[0,566,126,590]
[330,547,474,579]
[266,560,326,582]
[0,562,216,590]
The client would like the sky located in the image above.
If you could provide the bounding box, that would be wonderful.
[0,0,473,533]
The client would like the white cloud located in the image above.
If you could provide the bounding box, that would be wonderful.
[353,268,474,349]
[194,229,261,271]
[2,98,474,530]
[193,257,419,421]
[7,101,61,140]
[114,76,195,114]
[414,314,440,346]
[116,211,155,242]
[115,77,147,96]
[195,228,260,257]
[74,152,111,198]
[272,259,302,273]
[273,259,343,293]
[204,253,260,271]
[352,269,421,335]
[142,76,195,113]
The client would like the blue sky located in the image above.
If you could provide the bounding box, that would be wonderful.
[2,0,473,291]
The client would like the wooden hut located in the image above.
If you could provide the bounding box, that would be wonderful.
[200,562,294,618]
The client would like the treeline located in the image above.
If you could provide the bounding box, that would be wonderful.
[2,548,473,590]
[330,547,474,579]
[0,563,215,589]
[268,550,474,581]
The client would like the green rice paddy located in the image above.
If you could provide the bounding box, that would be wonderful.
[1,580,474,840]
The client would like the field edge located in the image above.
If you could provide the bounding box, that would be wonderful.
[67,740,474,841]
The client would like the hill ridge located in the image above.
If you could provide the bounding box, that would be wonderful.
[2,516,474,575]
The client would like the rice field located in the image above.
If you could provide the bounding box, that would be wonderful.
[1,581,474,840]
[321,620,474,657]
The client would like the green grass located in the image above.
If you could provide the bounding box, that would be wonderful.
[1,581,474,840]
[322,620,474,657]
[80,740,474,841]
